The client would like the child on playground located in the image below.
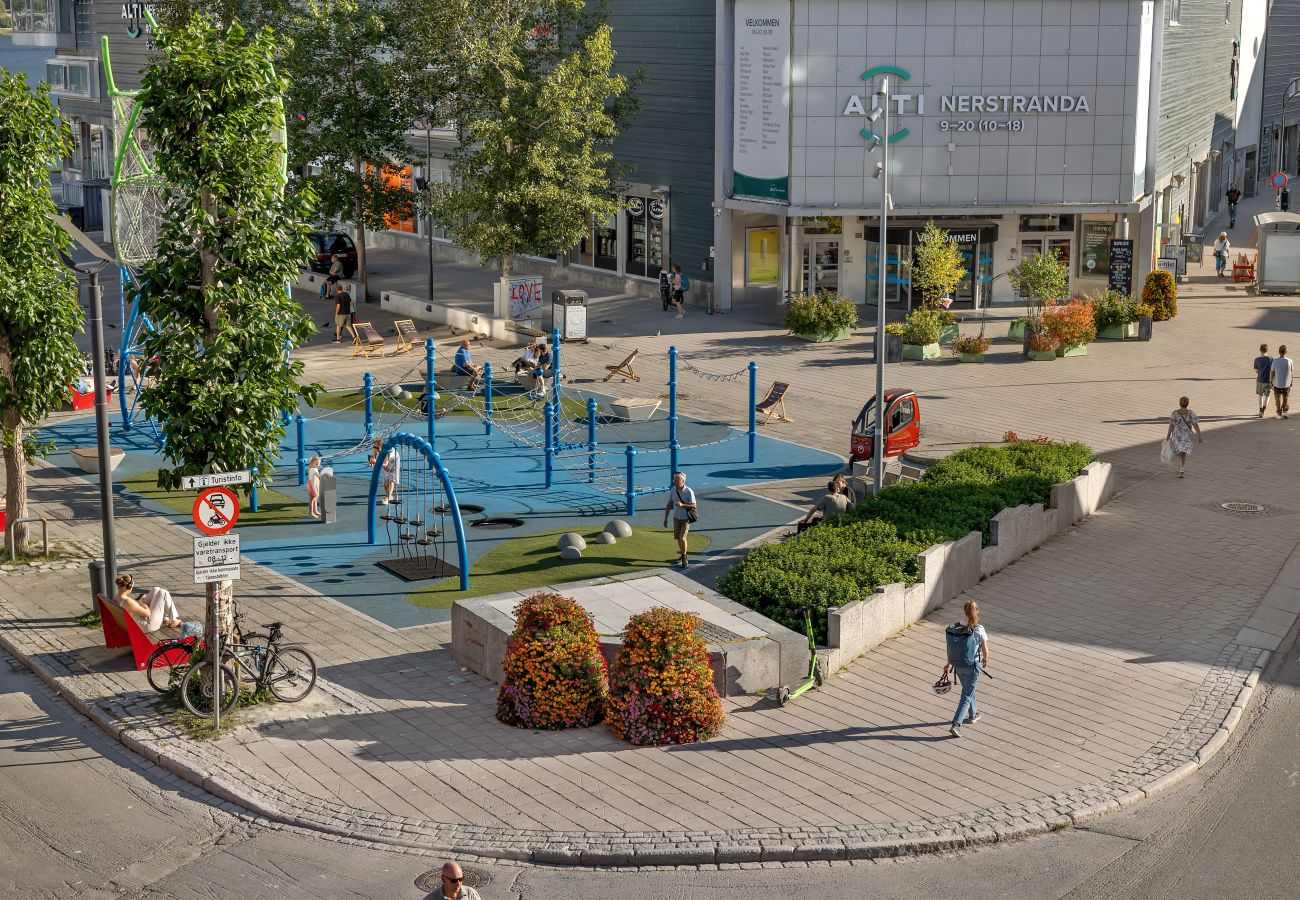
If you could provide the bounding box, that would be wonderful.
[306,456,322,518]
[369,440,401,504]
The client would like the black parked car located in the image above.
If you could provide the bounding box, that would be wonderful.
[307,231,358,277]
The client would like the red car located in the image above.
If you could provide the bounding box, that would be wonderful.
[850,388,922,462]
[307,231,357,277]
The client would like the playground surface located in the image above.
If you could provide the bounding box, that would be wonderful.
[39,387,841,629]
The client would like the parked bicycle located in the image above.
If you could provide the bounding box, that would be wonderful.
[178,619,318,718]
[143,610,266,693]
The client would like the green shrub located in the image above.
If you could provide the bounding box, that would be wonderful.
[1141,270,1177,321]
[900,308,943,345]
[1087,289,1139,331]
[784,290,858,335]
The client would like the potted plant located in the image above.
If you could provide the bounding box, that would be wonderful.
[1007,317,1028,341]
[900,308,943,360]
[881,321,905,362]
[909,221,965,343]
[1043,298,1096,357]
[1009,249,1069,352]
[784,290,858,342]
[1026,330,1060,361]
[951,333,991,362]
[1135,302,1155,341]
[1141,270,1178,321]
[1089,289,1139,339]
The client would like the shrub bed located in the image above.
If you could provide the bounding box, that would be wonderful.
[496,592,608,729]
[718,441,1094,643]
[605,608,724,745]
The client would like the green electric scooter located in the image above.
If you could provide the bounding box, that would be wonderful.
[777,606,827,705]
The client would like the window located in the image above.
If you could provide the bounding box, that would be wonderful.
[1169,0,1180,24]
[45,62,66,89]
[45,58,93,97]
[67,64,86,94]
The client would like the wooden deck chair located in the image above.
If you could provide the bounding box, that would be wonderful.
[755,381,791,424]
[390,319,421,356]
[349,322,386,358]
[603,349,641,382]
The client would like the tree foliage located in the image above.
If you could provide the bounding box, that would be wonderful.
[1009,249,1070,314]
[0,72,84,551]
[909,220,966,303]
[134,15,318,491]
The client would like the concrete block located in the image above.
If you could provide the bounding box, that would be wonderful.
[593,532,617,545]
[559,546,583,560]
[604,519,634,538]
[721,638,780,695]
[557,533,587,551]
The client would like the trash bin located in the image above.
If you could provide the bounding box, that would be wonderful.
[319,469,337,524]
[551,290,588,341]
[89,559,107,605]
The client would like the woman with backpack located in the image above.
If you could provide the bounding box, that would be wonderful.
[670,263,688,318]
[943,599,988,738]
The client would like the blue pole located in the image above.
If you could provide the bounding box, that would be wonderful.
[624,444,636,516]
[295,413,306,485]
[668,345,679,478]
[424,338,436,450]
[586,397,598,483]
[747,360,758,463]
[484,362,493,436]
[250,468,260,513]
[432,450,471,591]
[543,401,554,488]
[363,372,374,443]
[550,327,562,411]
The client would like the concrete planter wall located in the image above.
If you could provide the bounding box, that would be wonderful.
[1007,320,1026,340]
[1057,342,1089,357]
[376,288,526,344]
[819,461,1114,675]
[791,326,854,342]
[1027,349,1058,361]
[902,342,941,360]
[1097,322,1138,340]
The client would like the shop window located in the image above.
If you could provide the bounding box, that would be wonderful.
[801,215,842,235]
[1018,214,1075,233]
[623,195,664,279]
[593,213,617,271]
[746,227,780,285]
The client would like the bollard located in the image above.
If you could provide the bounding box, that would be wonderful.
[747,360,758,464]
[363,372,374,443]
[543,401,554,488]
[296,413,307,485]
[668,346,679,477]
[624,444,637,516]
[424,338,436,450]
[550,327,562,410]
[586,397,598,483]
[319,468,337,523]
[484,362,493,436]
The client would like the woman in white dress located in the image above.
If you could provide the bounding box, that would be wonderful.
[1166,395,1203,478]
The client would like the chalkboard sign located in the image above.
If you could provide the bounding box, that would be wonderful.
[1108,239,1133,295]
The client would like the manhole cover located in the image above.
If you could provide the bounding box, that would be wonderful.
[471,517,526,529]
[1220,501,1266,513]
[414,867,491,892]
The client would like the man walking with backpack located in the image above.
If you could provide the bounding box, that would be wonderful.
[943,600,989,738]
[1226,183,1242,229]
[669,263,688,318]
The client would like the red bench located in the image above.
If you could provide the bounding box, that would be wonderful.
[96,594,194,671]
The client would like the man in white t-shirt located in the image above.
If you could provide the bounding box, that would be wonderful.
[1271,345,1293,419]
[663,471,697,569]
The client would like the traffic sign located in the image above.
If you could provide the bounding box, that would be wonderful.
[1271,171,1289,190]
[192,487,240,536]
[194,534,241,583]
[182,470,251,491]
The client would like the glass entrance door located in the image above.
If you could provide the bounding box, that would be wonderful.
[802,239,840,293]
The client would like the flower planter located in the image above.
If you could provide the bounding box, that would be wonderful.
[939,324,960,345]
[1057,343,1088,358]
[1007,321,1026,340]
[875,332,904,363]
[959,352,985,363]
[1097,322,1138,340]
[902,342,941,361]
[1027,349,1058,361]
[792,326,854,342]
[1137,315,1153,341]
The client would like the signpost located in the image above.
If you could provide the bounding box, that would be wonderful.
[182,470,251,490]
[1271,171,1289,190]
[193,534,240,584]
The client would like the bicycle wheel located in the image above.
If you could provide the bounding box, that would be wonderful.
[145,640,193,693]
[265,647,318,702]
[179,661,239,718]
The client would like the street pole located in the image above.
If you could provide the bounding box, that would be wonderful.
[86,268,119,591]
[426,119,434,304]
[871,78,890,496]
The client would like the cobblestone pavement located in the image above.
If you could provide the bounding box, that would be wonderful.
[2,197,1296,864]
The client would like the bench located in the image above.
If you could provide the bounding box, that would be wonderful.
[755,381,791,425]
[609,398,662,421]
[96,594,194,671]
[603,349,640,382]
[349,322,386,358]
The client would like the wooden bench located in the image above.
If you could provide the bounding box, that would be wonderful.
[349,322,386,358]
[391,319,421,356]
[755,381,791,425]
[603,349,640,382]
[96,594,194,671]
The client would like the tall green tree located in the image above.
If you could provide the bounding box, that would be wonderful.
[909,220,966,305]
[1009,249,1070,319]
[0,73,84,554]
[422,0,628,302]
[134,15,317,635]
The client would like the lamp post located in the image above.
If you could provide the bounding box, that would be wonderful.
[869,78,891,495]
[47,214,118,594]
[1280,78,1300,210]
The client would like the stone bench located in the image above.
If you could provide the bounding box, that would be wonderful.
[609,398,661,421]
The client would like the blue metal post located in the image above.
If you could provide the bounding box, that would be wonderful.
[432,450,471,591]
[747,360,758,463]
[586,397,598,483]
[483,363,493,436]
[295,413,306,485]
[668,346,679,478]
[543,401,554,488]
[363,372,374,443]
[424,338,436,450]
[550,327,562,411]
[624,444,636,516]
[250,468,260,513]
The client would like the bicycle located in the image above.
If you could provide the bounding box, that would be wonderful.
[143,610,268,693]
[179,620,318,718]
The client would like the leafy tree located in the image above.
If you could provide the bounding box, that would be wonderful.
[422,0,628,297]
[0,73,84,554]
[1008,249,1070,321]
[909,220,965,304]
[134,16,318,631]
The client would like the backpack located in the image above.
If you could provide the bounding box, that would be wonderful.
[679,272,690,291]
[945,622,981,667]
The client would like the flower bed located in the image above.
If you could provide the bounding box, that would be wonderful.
[496,592,608,729]
[718,441,1094,643]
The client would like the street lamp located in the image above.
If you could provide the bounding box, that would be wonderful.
[47,213,119,595]
[423,64,438,305]
[1280,77,1300,208]
[869,78,891,495]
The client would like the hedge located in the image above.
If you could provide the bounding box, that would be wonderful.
[718,441,1094,643]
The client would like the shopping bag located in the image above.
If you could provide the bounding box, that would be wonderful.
[1159,438,1174,466]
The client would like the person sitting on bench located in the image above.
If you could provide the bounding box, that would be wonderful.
[112,573,183,633]
[799,475,853,531]
[510,339,541,384]
[528,340,553,399]
[453,340,483,390]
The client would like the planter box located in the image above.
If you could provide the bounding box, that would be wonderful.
[1097,322,1138,340]
[874,331,904,363]
[902,342,941,360]
[1027,349,1058,361]
[1057,343,1088,357]
[939,324,960,345]
[1007,321,1026,340]
[792,326,853,343]
[959,352,986,363]
[1137,316,1153,341]
[70,447,126,474]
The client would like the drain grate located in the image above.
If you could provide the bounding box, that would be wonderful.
[1220,501,1266,513]
[414,867,491,892]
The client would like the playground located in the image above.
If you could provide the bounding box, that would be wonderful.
[43,340,842,629]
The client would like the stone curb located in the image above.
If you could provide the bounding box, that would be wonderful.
[0,614,1272,868]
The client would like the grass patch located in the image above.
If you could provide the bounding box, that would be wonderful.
[307,388,589,422]
[76,607,101,628]
[405,526,711,607]
[120,470,307,528]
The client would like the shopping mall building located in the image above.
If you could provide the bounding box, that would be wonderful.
[713,0,1266,314]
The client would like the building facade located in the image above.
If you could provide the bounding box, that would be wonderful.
[1258,0,1300,187]
[713,0,1249,315]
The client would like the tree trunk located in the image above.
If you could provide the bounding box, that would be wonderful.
[354,158,368,305]
[0,331,28,555]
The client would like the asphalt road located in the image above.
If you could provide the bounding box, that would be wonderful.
[3,627,1297,899]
